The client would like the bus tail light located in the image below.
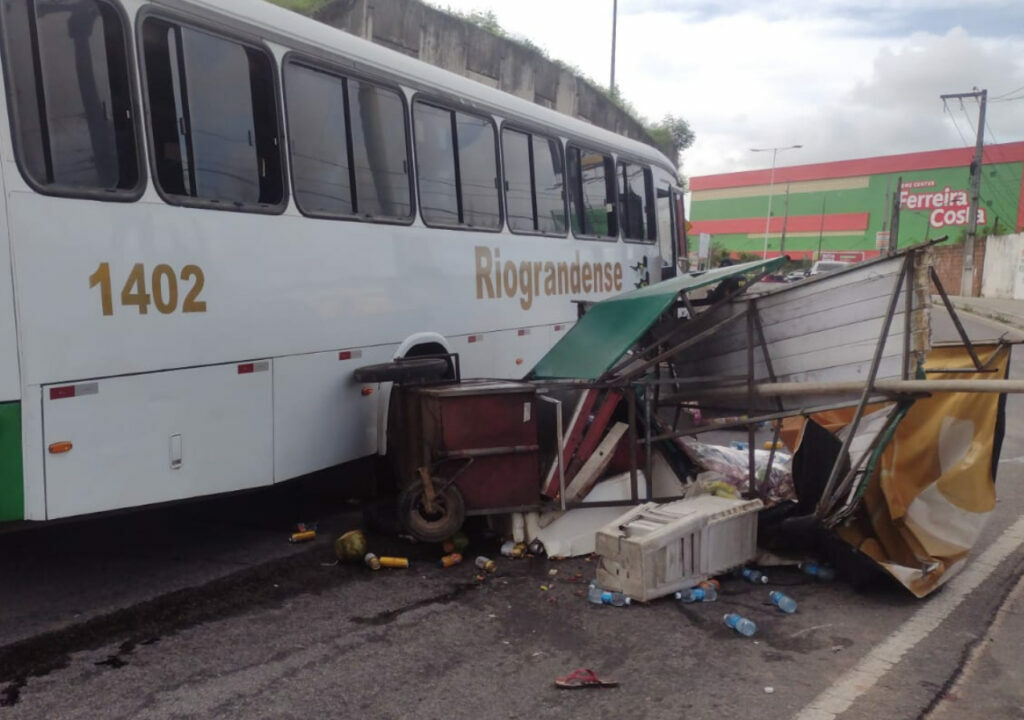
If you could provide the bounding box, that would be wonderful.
[48,441,73,454]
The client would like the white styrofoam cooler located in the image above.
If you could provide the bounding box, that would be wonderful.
[594,495,762,602]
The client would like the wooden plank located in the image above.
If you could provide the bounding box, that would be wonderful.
[563,422,629,503]
[565,390,622,480]
[540,388,598,498]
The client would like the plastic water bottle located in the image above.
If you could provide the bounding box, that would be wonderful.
[741,568,768,584]
[723,613,757,637]
[675,587,718,603]
[769,590,797,614]
[799,562,836,582]
[587,582,631,606]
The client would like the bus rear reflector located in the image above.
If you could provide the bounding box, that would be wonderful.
[49,386,75,400]
[48,441,72,454]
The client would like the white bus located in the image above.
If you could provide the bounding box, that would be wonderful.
[0,0,686,525]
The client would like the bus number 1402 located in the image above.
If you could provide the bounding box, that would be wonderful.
[88,262,207,316]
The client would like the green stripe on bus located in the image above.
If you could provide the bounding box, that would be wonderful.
[0,402,23,522]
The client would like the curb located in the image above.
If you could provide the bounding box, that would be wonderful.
[948,302,1024,333]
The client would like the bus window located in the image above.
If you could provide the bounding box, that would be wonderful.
[285,63,351,215]
[348,79,412,219]
[141,18,283,209]
[617,162,655,242]
[652,165,680,266]
[284,63,412,221]
[566,146,616,239]
[501,127,566,236]
[0,0,140,195]
[414,100,500,230]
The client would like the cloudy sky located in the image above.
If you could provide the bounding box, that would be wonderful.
[429,0,1024,179]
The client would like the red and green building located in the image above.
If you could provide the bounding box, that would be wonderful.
[688,142,1024,261]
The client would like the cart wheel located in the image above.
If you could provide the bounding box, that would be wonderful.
[397,482,465,543]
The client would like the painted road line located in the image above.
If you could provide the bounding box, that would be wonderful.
[794,515,1024,720]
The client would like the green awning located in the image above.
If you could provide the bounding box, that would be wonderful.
[529,258,785,380]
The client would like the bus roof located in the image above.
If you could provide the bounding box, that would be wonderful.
[153,0,677,175]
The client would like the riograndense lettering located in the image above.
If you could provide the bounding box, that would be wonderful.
[475,247,623,310]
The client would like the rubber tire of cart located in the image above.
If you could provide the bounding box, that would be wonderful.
[397,481,466,543]
[352,357,450,384]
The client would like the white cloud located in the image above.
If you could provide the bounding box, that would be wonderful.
[428,1,1024,178]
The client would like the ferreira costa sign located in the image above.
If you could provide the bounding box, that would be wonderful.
[475,246,623,310]
[899,183,987,229]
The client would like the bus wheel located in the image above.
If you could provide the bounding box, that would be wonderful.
[353,357,449,384]
[397,481,465,542]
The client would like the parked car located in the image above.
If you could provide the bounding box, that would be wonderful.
[809,260,854,276]
[784,271,808,282]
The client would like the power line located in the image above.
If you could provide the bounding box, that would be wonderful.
[943,100,971,146]
[992,84,1024,100]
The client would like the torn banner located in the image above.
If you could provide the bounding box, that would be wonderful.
[834,344,1010,597]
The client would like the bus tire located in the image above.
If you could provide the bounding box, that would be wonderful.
[397,481,465,542]
[353,357,449,384]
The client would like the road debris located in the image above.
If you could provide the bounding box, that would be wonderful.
[554,668,618,689]
[723,613,757,637]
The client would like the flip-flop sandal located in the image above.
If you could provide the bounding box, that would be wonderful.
[555,668,618,689]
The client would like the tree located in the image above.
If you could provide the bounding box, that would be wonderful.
[646,114,695,167]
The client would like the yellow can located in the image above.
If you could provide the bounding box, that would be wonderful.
[379,556,410,569]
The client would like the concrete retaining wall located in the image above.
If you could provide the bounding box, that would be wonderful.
[313,0,658,149]
[981,234,1024,299]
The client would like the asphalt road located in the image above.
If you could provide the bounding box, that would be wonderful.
[1,309,1022,719]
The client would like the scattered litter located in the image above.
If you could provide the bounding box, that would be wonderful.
[438,553,463,568]
[501,541,527,558]
[676,586,717,603]
[680,439,795,503]
[769,590,797,613]
[320,560,339,567]
[442,532,469,554]
[488,613,498,619]
[289,529,316,543]
[334,529,367,562]
[364,553,381,570]
[540,584,550,592]
[764,686,775,694]
[378,556,409,569]
[729,441,748,451]
[699,579,721,592]
[555,668,618,689]
[586,582,631,607]
[740,567,769,585]
[799,562,835,581]
[723,613,757,637]
[548,569,558,577]
[475,556,497,573]
[831,645,844,653]
[527,539,545,556]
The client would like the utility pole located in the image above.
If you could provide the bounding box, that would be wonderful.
[816,196,826,260]
[940,88,986,296]
[779,183,791,257]
[610,0,617,94]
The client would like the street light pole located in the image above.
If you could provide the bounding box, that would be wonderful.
[751,144,802,258]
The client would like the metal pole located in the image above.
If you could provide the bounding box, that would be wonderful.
[779,183,791,258]
[610,0,617,94]
[762,150,777,259]
[816,196,826,261]
[752,145,802,259]
[814,258,908,518]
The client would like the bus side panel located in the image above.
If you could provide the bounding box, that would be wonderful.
[43,361,273,519]
[0,401,21,521]
[272,344,394,482]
